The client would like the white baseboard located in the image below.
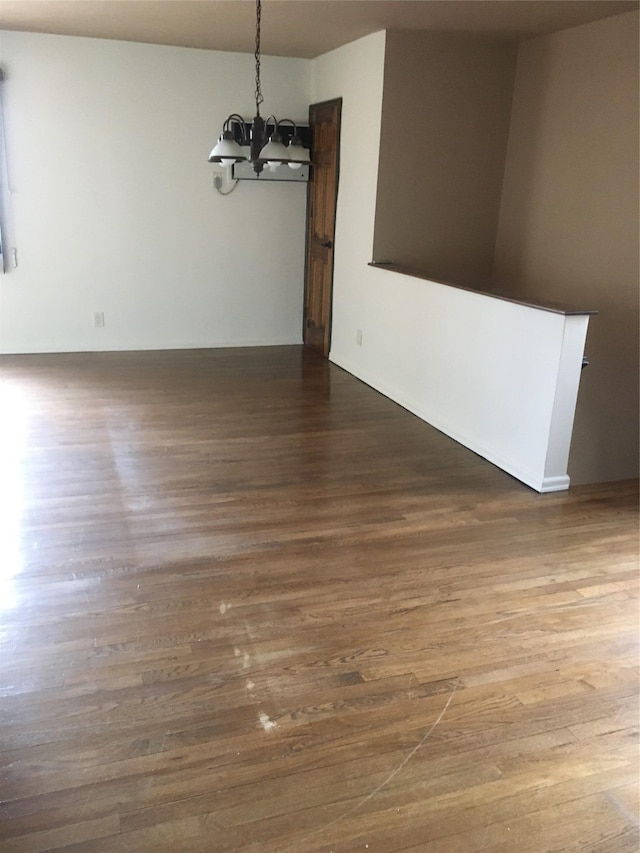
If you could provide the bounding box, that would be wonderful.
[538,475,571,493]
[1,337,303,355]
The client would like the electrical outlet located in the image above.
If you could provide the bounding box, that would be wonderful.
[94,312,105,328]
[356,329,363,346]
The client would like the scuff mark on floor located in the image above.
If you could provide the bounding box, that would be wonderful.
[258,712,277,732]
[304,679,461,838]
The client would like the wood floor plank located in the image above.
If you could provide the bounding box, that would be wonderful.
[0,346,637,852]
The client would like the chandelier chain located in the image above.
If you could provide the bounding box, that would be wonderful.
[254,0,264,114]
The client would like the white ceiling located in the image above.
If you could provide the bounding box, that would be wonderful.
[0,0,637,58]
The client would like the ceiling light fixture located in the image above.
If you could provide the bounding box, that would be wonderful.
[208,0,310,176]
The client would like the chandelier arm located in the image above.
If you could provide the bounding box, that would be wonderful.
[277,119,297,134]
[224,114,249,145]
[263,115,278,141]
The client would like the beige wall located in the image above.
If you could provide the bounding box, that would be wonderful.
[492,11,639,484]
[373,31,517,286]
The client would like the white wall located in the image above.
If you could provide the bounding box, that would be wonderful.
[310,31,387,363]
[342,268,590,492]
[0,31,310,353]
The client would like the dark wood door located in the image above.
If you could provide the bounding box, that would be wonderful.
[303,99,341,357]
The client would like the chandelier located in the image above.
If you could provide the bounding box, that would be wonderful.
[208,0,310,176]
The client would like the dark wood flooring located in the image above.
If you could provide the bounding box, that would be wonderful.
[0,346,638,852]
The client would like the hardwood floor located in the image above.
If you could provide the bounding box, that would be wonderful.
[0,346,637,852]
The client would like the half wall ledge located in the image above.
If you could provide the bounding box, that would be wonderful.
[368,262,598,317]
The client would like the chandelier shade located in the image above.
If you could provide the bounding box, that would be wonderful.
[208,134,246,165]
[287,134,310,169]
